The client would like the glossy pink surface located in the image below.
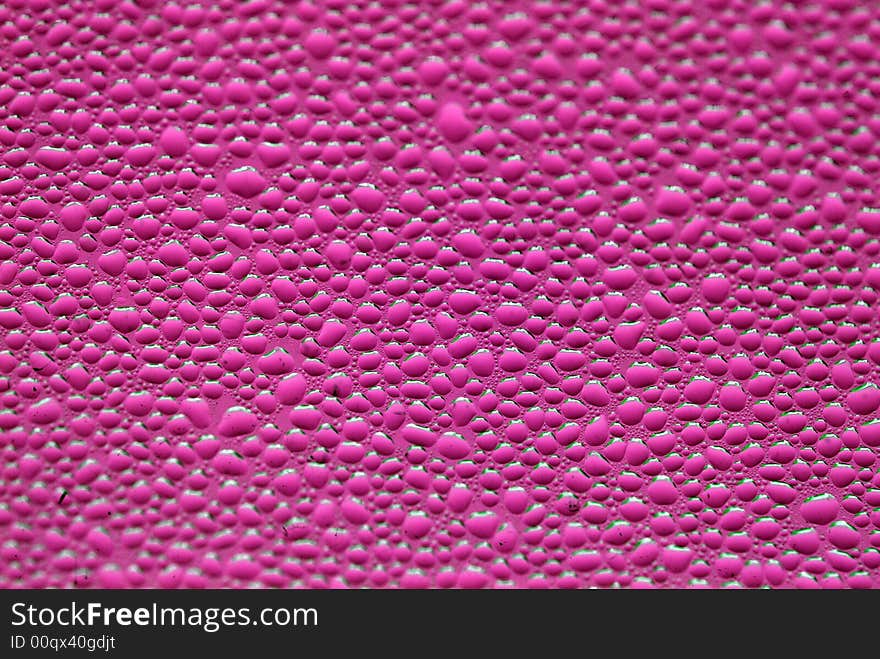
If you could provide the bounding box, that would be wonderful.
[1,0,880,588]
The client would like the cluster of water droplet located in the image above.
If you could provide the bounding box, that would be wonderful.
[1,0,880,588]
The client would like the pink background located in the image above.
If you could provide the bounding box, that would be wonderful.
[1,0,879,588]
